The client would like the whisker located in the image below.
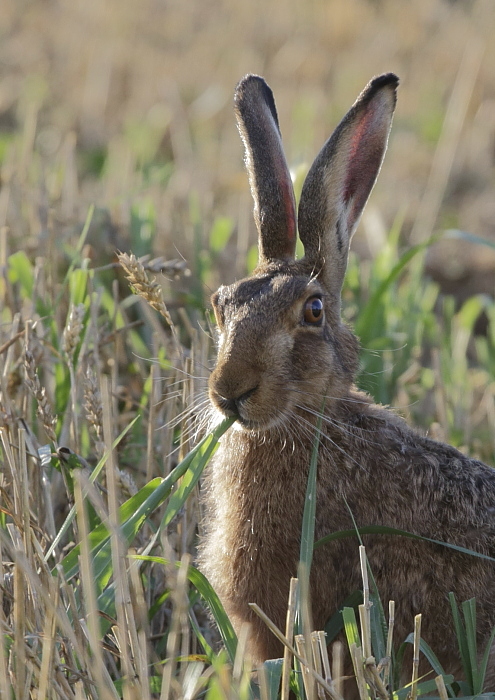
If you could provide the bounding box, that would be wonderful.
[360,342,408,355]
[154,377,208,389]
[295,403,384,446]
[155,363,211,380]
[288,383,370,406]
[291,408,368,472]
[285,417,330,461]
[162,397,212,430]
[161,407,213,447]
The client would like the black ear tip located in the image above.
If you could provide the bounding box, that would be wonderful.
[235,74,270,102]
[368,73,400,97]
[356,73,399,111]
[234,75,279,128]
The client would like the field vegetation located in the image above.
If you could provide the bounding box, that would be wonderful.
[1,0,495,697]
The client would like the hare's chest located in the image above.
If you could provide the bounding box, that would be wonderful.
[208,444,308,571]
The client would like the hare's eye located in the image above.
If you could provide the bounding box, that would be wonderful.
[303,296,324,325]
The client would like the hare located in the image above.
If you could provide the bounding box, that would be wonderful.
[198,73,495,687]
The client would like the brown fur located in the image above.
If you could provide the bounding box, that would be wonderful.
[198,74,495,688]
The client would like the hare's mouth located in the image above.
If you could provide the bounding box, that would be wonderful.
[213,402,287,433]
[210,386,290,433]
[233,413,286,432]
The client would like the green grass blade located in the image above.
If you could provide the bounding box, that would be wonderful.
[461,599,479,692]
[56,477,162,582]
[342,606,361,649]
[99,417,233,590]
[131,555,238,663]
[46,415,141,562]
[368,583,388,666]
[394,675,455,699]
[324,589,363,643]
[338,507,401,673]
[449,593,473,691]
[8,250,34,298]
[57,416,235,588]
[99,285,150,358]
[160,427,220,530]
[68,268,89,306]
[120,417,234,543]
[299,410,323,574]
[75,204,96,253]
[54,205,95,307]
[478,624,495,694]
[185,563,238,664]
[394,639,409,689]
[295,402,322,689]
[402,633,456,697]
[355,241,432,340]
[262,659,283,700]
[188,609,214,661]
[315,525,495,564]
[445,228,495,250]
[209,216,234,253]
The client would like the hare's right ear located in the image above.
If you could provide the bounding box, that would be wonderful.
[298,74,398,311]
[234,75,297,265]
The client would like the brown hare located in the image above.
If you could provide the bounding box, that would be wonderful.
[198,73,495,687]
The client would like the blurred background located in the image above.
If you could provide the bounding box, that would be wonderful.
[2,0,495,286]
[1,4,495,690]
[1,0,495,457]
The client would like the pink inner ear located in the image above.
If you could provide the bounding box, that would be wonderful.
[343,101,388,228]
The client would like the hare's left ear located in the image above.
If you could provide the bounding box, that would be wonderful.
[234,75,297,265]
[298,73,398,308]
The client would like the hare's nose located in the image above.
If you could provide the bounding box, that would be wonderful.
[215,385,258,418]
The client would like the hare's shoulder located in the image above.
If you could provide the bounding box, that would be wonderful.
[343,393,495,523]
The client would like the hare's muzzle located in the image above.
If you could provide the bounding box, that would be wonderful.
[210,384,258,421]
[209,362,261,423]
[208,354,290,431]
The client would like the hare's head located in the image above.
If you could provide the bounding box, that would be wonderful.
[209,74,398,432]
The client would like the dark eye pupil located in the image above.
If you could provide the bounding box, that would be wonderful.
[311,299,322,317]
[303,297,323,324]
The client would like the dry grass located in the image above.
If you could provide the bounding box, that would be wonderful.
[1,0,495,697]
[2,0,495,272]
